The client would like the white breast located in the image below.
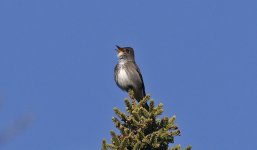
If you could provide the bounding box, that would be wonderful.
[117,68,131,88]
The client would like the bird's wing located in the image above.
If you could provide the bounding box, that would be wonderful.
[127,62,146,97]
[114,64,122,90]
[114,64,118,81]
[136,65,146,96]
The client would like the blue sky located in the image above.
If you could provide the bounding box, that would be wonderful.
[0,0,257,149]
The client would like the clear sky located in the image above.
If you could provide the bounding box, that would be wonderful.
[0,0,256,149]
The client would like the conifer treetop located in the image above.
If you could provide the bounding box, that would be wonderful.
[102,90,192,150]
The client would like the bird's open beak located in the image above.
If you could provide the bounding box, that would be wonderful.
[116,45,124,53]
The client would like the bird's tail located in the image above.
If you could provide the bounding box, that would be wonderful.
[129,89,149,111]
[139,92,149,111]
[143,103,149,111]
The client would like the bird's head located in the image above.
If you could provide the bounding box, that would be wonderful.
[116,45,135,61]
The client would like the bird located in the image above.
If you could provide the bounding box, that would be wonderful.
[114,45,149,109]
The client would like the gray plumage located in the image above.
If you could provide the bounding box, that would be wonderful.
[114,46,146,102]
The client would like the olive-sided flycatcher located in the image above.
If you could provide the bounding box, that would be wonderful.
[114,46,148,107]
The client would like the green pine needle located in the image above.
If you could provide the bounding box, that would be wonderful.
[102,93,191,149]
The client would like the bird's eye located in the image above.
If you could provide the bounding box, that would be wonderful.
[126,49,130,53]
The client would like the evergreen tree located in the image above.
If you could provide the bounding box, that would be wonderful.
[102,90,191,150]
